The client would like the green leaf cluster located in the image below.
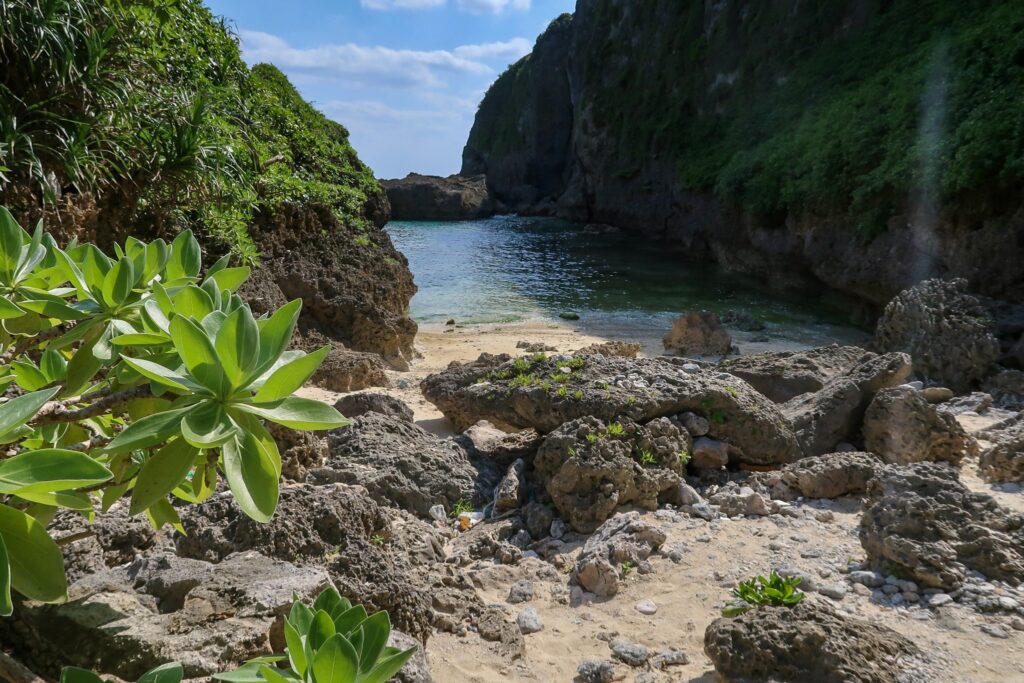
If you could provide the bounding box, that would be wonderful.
[0,208,345,615]
[721,571,806,617]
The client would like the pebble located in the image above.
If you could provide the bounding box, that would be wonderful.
[1011,617,1024,631]
[818,583,848,601]
[635,599,658,615]
[609,640,649,667]
[576,660,618,683]
[508,580,534,604]
[550,518,567,539]
[681,363,701,374]
[428,504,446,522]
[928,593,953,607]
[651,647,689,669]
[516,607,543,634]
[848,571,885,588]
[980,624,1010,639]
[998,597,1019,611]
[815,510,835,523]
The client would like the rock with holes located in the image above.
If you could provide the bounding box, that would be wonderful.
[573,512,666,597]
[768,451,882,500]
[534,416,688,532]
[663,311,733,356]
[979,412,1024,482]
[862,386,977,465]
[333,392,414,422]
[719,344,871,403]
[859,462,1024,590]
[456,420,542,468]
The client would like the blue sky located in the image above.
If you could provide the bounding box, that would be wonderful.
[204,0,576,178]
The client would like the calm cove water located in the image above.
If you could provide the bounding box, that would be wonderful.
[386,215,867,347]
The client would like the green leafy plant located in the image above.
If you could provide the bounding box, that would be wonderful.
[721,571,805,617]
[677,450,691,467]
[620,561,634,576]
[585,432,599,444]
[449,500,473,518]
[636,449,655,465]
[216,587,415,683]
[556,386,568,397]
[572,389,583,400]
[605,421,624,437]
[62,662,183,683]
[550,372,570,383]
[0,209,346,615]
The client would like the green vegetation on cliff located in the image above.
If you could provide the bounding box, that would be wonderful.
[0,0,383,259]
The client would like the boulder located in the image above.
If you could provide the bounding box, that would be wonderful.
[574,341,642,358]
[267,421,328,481]
[721,309,766,332]
[334,392,415,422]
[51,504,170,584]
[862,386,977,465]
[491,459,526,516]
[534,417,689,532]
[690,436,729,470]
[309,345,389,392]
[390,630,434,683]
[12,551,328,679]
[978,412,1024,482]
[663,311,732,356]
[422,354,800,464]
[719,344,870,403]
[573,512,666,597]
[381,173,495,221]
[311,412,501,517]
[782,352,912,456]
[708,486,771,517]
[982,368,1024,410]
[859,463,1024,589]
[770,451,881,500]
[704,602,921,683]
[456,419,542,468]
[875,278,999,392]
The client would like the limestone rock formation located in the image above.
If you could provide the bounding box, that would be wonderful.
[422,354,800,464]
[534,416,689,532]
[381,173,495,220]
[782,352,912,456]
[334,392,415,422]
[769,451,881,500]
[572,512,666,597]
[862,386,977,465]
[875,278,1000,392]
[456,420,543,468]
[719,344,870,403]
[663,311,732,356]
[309,346,390,392]
[978,412,1024,482]
[859,463,1024,589]
[704,602,921,683]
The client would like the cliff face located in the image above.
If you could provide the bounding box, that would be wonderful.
[463,0,1024,307]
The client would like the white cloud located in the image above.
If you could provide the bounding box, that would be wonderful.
[239,30,530,89]
[359,0,445,9]
[456,0,531,13]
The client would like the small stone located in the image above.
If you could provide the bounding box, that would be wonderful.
[890,593,905,606]
[575,660,618,683]
[998,597,1020,611]
[550,518,568,539]
[516,607,543,634]
[928,593,953,607]
[848,571,885,588]
[981,624,1010,639]
[651,647,689,669]
[1010,617,1024,631]
[818,583,848,601]
[609,639,649,667]
[921,386,954,403]
[428,504,446,522]
[678,411,710,437]
[815,510,835,523]
[677,483,702,506]
[634,599,658,615]
[508,580,534,604]
[691,437,729,469]
[681,363,701,374]
[903,591,920,603]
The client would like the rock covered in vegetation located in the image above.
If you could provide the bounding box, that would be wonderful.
[663,311,732,356]
[859,463,1024,590]
[782,351,912,456]
[534,416,689,532]
[719,344,870,403]
[381,173,496,220]
[334,392,415,422]
[573,512,666,597]
[862,386,977,465]
[978,413,1024,482]
[704,602,922,683]
[12,551,329,679]
[875,278,1000,392]
[422,354,800,464]
[312,413,500,517]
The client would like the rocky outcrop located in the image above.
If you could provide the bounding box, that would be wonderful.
[381,173,496,220]
[978,412,1024,482]
[704,602,921,683]
[875,279,1000,392]
[859,463,1024,590]
[767,451,881,500]
[312,413,500,517]
[572,512,666,597]
[421,354,800,463]
[462,4,1024,308]
[720,345,870,403]
[334,392,415,422]
[782,352,912,456]
[457,420,543,468]
[534,416,689,532]
[862,386,977,465]
[662,311,732,356]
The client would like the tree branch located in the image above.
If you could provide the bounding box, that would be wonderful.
[31,386,152,426]
[0,323,74,365]
[0,651,46,683]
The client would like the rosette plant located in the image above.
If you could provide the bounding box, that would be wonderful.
[0,206,347,615]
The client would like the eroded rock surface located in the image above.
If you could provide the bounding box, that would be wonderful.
[663,311,732,356]
[381,173,495,221]
[334,392,415,422]
[766,451,881,500]
[863,386,977,465]
[573,512,666,597]
[978,412,1024,482]
[720,344,869,403]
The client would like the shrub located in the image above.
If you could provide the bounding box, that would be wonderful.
[0,208,345,615]
[721,571,805,617]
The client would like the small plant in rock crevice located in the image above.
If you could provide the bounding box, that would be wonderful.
[721,571,805,616]
[449,500,474,518]
[621,560,634,577]
[677,450,691,467]
[636,448,656,465]
[606,421,625,437]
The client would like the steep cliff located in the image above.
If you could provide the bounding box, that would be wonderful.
[463,0,1024,307]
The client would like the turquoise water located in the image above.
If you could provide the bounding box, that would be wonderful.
[386,215,866,346]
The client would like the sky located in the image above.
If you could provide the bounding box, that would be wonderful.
[204,0,576,179]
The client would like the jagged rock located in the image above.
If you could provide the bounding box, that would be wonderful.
[176,484,437,640]
[704,602,921,683]
[782,352,912,456]
[875,278,999,392]
[979,412,1024,482]
[517,340,558,352]
[982,369,1024,410]
[310,345,389,392]
[267,421,328,481]
[475,606,525,659]
[423,354,800,464]
[51,505,170,584]
[523,502,555,540]
[678,411,710,436]
[708,486,771,517]
[859,463,1024,589]
[862,386,977,465]
[12,551,328,679]
[690,436,729,469]
[312,412,500,517]
[334,392,415,422]
[769,452,881,500]
[390,630,434,683]
[663,311,732,356]
[534,417,689,532]
[381,173,495,221]
[575,660,620,683]
[574,340,642,358]
[719,344,870,403]
[456,420,542,468]
[937,391,995,416]
[573,512,666,597]
[492,459,526,516]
